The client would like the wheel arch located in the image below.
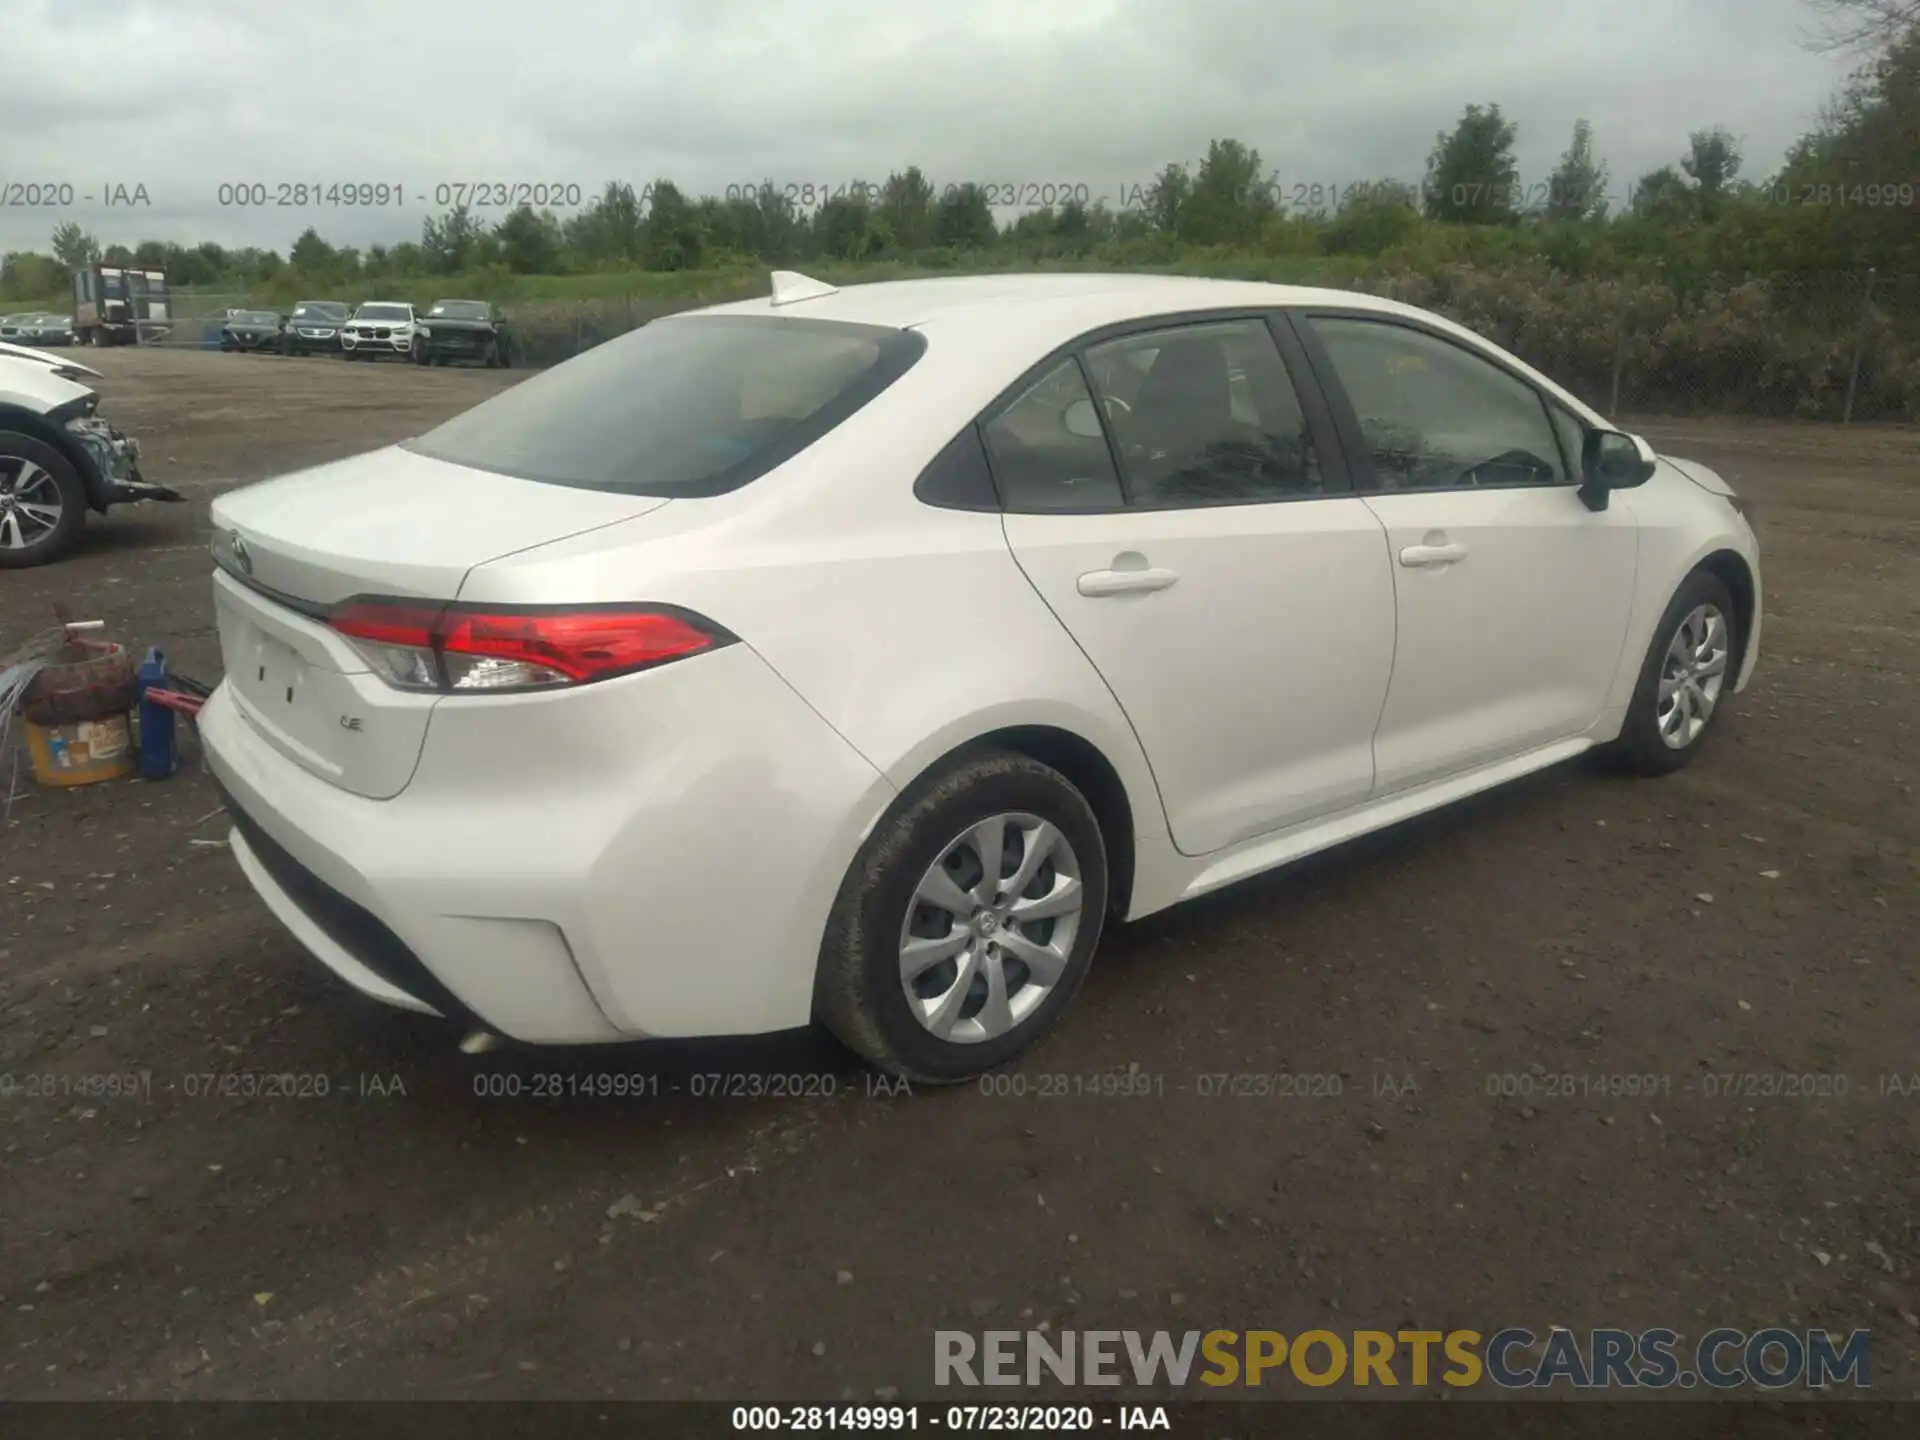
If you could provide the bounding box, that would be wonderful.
[0,406,106,511]
[859,720,1148,925]
[1695,547,1756,683]
[964,724,1137,923]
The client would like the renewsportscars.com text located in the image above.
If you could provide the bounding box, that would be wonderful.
[935,1327,1872,1390]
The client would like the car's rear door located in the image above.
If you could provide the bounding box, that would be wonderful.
[995,313,1397,858]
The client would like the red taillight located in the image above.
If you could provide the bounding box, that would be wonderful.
[328,600,728,692]
[329,602,442,650]
[439,609,718,683]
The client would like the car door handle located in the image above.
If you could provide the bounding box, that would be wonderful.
[1077,567,1180,597]
[1398,543,1467,568]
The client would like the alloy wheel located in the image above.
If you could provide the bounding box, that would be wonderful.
[0,458,64,552]
[898,812,1085,1044]
[1657,603,1730,749]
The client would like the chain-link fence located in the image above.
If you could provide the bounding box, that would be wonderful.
[119,269,1920,425]
[1373,268,1916,424]
[142,290,253,348]
[507,268,1916,423]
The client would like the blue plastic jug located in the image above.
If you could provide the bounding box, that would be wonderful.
[136,645,176,780]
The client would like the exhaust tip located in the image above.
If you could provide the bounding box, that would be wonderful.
[459,1029,501,1055]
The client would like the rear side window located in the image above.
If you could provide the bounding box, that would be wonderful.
[1085,319,1326,506]
[406,315,925,496]
[980,358,1125,511]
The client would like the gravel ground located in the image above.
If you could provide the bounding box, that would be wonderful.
[1,347,1916,1403]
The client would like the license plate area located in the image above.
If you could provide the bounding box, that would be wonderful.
[242,628,310,714]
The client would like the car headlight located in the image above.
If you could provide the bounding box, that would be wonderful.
[417,325,432,337]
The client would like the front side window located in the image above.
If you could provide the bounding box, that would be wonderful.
[406,315,925,496]
[980,358,1125,511]
[1307,317,1568,492]
[1085,319,1325,506]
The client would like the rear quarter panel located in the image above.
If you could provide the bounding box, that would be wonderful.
[457,350,1173,858]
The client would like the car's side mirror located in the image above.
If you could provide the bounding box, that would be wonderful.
[1578,429,1657,512]
[1062,396,1104,441]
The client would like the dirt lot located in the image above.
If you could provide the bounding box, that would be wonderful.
[1,347,1916,1403]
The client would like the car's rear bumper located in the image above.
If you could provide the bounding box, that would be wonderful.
[198,644,896,1046]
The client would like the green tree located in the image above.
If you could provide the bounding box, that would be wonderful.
[1422,103,1521,223]
[1682,126,1743,219]
[289,227,338,274]
[1629,164,1695,221]
[1803,0,1920,51]
[422,205,483,273]
[50,222,100,268]
[1180,139,1275,245]
[1776,14,1919,269]
[932,183,995,249]
[1546,119,1611,219]
[813,192,883,259]
[878,168,936,252]
[1142,161,1191,234]
[747,184,805,261]
[641,181,703,270]
[564,181,646,266]
[0,250,68,301]
[495,204,564,273]
[1055,198,1094,252]
[1324,180,1422,254]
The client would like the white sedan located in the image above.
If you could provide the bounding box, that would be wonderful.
[201,271,1761,1081]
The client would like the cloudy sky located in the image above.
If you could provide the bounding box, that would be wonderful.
[2,0,1860,255]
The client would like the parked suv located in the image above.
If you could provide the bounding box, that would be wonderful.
[342,302,418,361]
[414,299,512,367]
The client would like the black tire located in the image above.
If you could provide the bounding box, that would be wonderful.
[1601,569,1739,776]
[815,749,1109,1084]
[0,431,87,569]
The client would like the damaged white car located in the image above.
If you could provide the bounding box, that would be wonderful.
[0,339,181,567]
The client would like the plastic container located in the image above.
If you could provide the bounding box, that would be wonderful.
[26,715,135,786]
[135,645,176,779]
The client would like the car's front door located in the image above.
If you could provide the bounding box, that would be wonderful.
[1294,313,1639,796]
[993,315,1397,857]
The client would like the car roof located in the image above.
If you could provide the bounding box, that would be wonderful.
[697,271,1422,331]
[692,270,1609,433]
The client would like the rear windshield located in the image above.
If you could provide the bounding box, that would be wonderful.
[404,315,927,496]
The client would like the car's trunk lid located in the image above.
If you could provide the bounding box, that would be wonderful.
[207,446,671,798]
